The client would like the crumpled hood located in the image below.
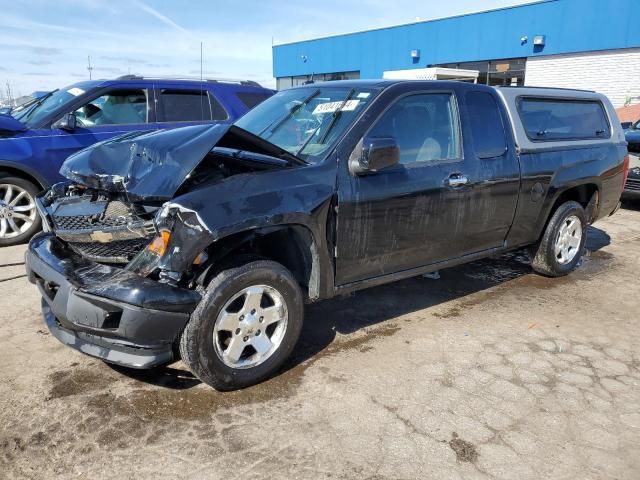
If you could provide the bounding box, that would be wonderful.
[0,113,26,133]
[60,123,230,201]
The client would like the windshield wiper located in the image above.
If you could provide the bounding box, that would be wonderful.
[16,89,58,123]
[258,88,321,139]
[295,88,356,157]
[9,96,40,114]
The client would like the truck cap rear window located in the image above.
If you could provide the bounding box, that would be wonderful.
[517,97,610,142]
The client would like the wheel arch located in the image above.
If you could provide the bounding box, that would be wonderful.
[198,223,329,301]
[0,161,50,191]
[537,182,599,242]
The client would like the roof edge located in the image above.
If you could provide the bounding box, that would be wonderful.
[273,0,556,48]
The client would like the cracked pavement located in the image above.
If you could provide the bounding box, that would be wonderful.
[1,206,640,479]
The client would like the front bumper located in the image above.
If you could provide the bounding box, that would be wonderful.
[26,233,201,368]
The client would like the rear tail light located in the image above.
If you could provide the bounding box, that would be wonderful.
[622,154,630,188]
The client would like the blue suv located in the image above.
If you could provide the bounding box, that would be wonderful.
[0,76,273,245]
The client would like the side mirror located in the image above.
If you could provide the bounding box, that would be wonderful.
[53,113,77,131]
[349,137,400,175]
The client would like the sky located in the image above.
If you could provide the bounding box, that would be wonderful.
[0,0,532,97]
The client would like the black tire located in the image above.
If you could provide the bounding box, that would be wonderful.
[179,259,304,391]
[0,175,42,247]
[531,200,588,277]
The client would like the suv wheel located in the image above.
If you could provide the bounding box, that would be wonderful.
[0,176,41,247]
[180,259,304,391]
[531,200,587,277]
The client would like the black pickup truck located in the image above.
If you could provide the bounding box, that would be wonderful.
[26,80,628,390]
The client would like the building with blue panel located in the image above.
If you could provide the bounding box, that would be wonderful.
[272,0,640,107]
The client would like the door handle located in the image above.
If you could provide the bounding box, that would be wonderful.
[446,174,469,188]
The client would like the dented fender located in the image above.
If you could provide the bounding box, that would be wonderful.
[154,160,338,295]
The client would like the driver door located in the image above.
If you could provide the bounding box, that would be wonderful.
[45,87,157,181]
[335,91,468,286]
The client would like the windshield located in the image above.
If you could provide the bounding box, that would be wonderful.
[13,85,86,127]
[234,86,375,163]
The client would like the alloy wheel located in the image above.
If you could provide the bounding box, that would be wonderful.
[0,183,37,239]
[554,215,582,265]
[213,285,288,369]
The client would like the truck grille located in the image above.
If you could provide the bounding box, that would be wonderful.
[54,214,128,230]
[52,201,136,231]
[69,238,149,264]
[625,177,640,192]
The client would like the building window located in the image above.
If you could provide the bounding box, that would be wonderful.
[436,58,526,87]
[276,71,360,90]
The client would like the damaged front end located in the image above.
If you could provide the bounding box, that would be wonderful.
[27,182,205,368]
[38,182,157,264]
[26,123,297,368]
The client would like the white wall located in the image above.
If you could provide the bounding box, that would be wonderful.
[525,48,640,108]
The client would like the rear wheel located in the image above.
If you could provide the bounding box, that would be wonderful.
[0,176,41,247]
[531,200,587,277]
[179,259,304,391]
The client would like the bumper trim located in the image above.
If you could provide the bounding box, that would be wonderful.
[26,233,201,313]
[42,300,173,369]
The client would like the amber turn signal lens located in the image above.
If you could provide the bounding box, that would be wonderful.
[193,251,208,265]
[147,230,171,256]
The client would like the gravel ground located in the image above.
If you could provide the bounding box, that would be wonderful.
[1,205,639,480]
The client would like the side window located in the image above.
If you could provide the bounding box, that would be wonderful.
[74,89,148,126]
[517,98,611,141]
[367,93,461,164]
[159,89,212,122]
[466,91,507,158]
[236,91,272,110]
[209,94,228,121]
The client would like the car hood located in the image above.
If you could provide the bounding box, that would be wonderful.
[0,113,26,133]
[61,124,230,201]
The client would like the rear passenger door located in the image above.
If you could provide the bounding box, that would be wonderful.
[155,86,229,128]
[456,90,520,254]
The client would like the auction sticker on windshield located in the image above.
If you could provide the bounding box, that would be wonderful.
[67,87,85,96]
[313,100,360,114]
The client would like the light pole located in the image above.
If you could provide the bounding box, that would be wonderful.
[87,55,93,80]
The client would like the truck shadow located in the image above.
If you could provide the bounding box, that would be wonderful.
[113,226,610,390]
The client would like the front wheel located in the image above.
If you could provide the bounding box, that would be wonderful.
[531,200,588,277]
[0,176,41,247]
[179,259,304,391]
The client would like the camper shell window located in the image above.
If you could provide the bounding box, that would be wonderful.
[517,97,611,142]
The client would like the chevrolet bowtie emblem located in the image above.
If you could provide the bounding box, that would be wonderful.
[90,231,114,243]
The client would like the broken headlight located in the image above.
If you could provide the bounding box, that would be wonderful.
[126,203,213,280]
